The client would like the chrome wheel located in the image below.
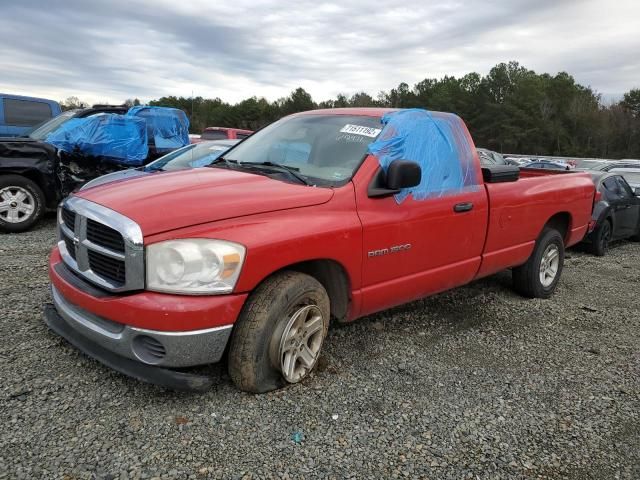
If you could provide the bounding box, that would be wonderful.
[277,304,325,384]
[0,186,35,223]
[539,244,560,287]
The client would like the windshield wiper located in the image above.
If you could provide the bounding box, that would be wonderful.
[241,161,311,186]
[211,159,311,186]
[210,156,235,166]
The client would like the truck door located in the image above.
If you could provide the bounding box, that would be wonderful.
[354,158,488,317]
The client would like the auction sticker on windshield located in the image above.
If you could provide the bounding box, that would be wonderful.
[340,124,382,138]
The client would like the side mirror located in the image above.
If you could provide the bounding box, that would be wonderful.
[368,160,421,198]
[635,187,640,197]
[387,160,421,189]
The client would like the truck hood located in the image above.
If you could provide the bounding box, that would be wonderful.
[76,167,334,236]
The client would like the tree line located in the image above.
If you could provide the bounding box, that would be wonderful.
[66,61,640,159]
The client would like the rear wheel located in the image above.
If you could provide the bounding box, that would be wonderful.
[512,227,564,299]
[0,175,45,233]
[589,219,612,256]
[228,271,330,393]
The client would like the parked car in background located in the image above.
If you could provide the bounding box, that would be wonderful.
[523,160,572,171]
[0,105,189,232]
[476,148,520,166]
[188,133,202,144]
[574,159,610,171]
[504,156,532,166]
[81,140,239,190]
[45,107,595,392]
[0,105,127,232]
[201,127,253,140]
[0,94,61,137]
[601,160,640,172]
[609,168,640,196]
[580,159,640,172]
[582,172,640,255]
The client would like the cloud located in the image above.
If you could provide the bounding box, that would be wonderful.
[0,0,638,105]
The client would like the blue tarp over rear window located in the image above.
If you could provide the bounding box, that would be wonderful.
[127,106,190,152]
[367,109,479,203]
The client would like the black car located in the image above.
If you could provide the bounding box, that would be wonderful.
[583,172,640,255]
[0,105,128,232]
[0,105,186,233]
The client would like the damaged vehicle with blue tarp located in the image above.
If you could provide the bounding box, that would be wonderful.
[0,105,189,232]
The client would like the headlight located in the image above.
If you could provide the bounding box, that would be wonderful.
[146,239,245,294]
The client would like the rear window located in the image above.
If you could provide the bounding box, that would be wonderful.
[236,133,250,139]
[201,130,228,140]
[3,98,53,126]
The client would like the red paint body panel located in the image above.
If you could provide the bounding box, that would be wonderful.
[352,155,489,316]
[49,108,596,335]
[49,249,247,331]
[144,185,365,319]
[78,167,333,236]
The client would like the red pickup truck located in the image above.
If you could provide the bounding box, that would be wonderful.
[45,108,595,392]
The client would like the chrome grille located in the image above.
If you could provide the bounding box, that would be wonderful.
[57,197,144,293]
[61,208,76,232]
[88,250,126,283]
[87,219,125,252]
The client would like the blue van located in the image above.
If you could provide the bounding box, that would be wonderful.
[0,93,61,137]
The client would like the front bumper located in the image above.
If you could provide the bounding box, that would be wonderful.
[47,247,249,390]
[44,303,214,391]
[50,285,232,368]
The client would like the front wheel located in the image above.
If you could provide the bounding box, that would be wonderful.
[228,271,330,393]
[0,175,46,233]
[512,227,565,299]
[589,219,612,256]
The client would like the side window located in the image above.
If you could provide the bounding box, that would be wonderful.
[602,177,622,200]
[615,176,634,198]
[3,99,53,126]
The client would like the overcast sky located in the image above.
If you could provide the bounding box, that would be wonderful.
[1,0,638,105]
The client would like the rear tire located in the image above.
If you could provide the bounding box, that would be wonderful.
[512,227,564,299]
[0,175,45,233]
[589,219,612,256]
[228,271,330,393]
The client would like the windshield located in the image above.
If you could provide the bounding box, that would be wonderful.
[220,114,382,186]
[27,110,77,140]
[144,141,233,171]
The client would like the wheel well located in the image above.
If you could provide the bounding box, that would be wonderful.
[545,212,571,242]
[277,259,351,323]
[0,169,53,204]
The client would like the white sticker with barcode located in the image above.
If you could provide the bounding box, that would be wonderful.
[339,124,381,138]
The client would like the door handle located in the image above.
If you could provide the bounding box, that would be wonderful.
[454,202,474,213]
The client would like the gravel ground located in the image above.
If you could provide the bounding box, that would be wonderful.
[1,214,639,479]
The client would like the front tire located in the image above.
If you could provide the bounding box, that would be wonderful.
[228,271,330,393]
[0,175,45,233]
[589,219,612,256]
[512,227,565,299]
